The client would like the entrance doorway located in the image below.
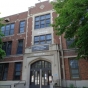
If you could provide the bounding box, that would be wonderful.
[30,60,52,88]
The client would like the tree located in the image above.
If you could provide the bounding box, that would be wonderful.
[0,17,6,59]
[52,0,88,59]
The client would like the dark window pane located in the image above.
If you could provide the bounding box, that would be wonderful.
[19,21,25,33]
[1,26,5,34]
[67,38,74,48]
[40,35,45,40]
[35,25,40,29]
[20,21,25,27]
[16,63,21,71]
[16,72,21,76]
[6,41,12,56]
[40,15,45,20]
[17,40,23,54]
[20,28,24,33]
[40,20,45,24]
[34,42,39,45]
[46,19,50,23]
[5,30,9,36]
[40,24,45,28]
[46,34,51,40]
[1,26,5,31]
[46,23,50,27]
[6,25,10,30]
[46,14,50,19]
[40,41,45,44]
[11,24,15,29]
[14,62,22,80]
[69,59,79,79]
[34,36,39,41]
[10,30,14,35]
[35,17,40,21]
[46,40,51,44]
[35,22,40,25]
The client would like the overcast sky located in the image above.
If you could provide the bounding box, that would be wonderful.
[0,0,53,18]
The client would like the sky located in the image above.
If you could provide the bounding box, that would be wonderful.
[0,0,53,18]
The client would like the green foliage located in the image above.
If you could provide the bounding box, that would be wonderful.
[0,17,6,59]
[52,0,88,59]
[69,84,75,88]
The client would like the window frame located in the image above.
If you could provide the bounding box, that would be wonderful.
[2,41,12,56]
[66,38,75,49]
[69,58,80,79]
[34,34,52,45]
[0,63,9,81]
[13,62,22,80]
[16,39,24,54]
[19,20,26,33]
[1,23,15,36]
[34,13,51,29]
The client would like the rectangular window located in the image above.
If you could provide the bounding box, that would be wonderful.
[17,40,23,54]
[14,62,22,80]
[19,21,25,33]
[2,41,12,56]
[0,63,9,80]
[35,14,51,29]
[69,59,80,79]
[34,34,52,45]
[1,23,15,36]
[66,38,74,48]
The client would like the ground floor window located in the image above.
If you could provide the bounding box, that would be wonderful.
[0,63,9,80]
[69,59,80,79]
[13,62,22,80]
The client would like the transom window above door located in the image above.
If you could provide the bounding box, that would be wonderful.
[34,34,52,45]
[35,13,51,29]
[31,60,51,69]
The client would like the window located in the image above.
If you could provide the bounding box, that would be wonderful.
[35,14,51,29]
[34,34,52,44]
[69,59,80,79]
[0,63,9,80]
[17,40,23,54]
[14,62,22,80]
[19,21,25,33]
[2,41,12,56]
[66,38,74,48]
[1,23,15,36]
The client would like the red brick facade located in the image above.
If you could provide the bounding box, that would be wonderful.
[0,1,88,81]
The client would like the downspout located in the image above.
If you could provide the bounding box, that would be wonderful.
[59,35,65,80]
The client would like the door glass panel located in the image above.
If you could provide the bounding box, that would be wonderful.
[35,71,37,85]
[31,71,34,82]
[49,70,52,84]
[45,71,48,85]
[42,71,44,85]
[37,71,40,85]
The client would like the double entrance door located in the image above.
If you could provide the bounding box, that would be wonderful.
[30,60,52,88]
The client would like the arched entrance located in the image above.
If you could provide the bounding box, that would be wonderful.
[30,60,52,88]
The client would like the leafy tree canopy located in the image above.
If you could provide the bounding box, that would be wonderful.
[0,17,6,59]
[52,0,88,59]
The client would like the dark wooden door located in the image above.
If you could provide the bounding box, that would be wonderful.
[30,60,52,88]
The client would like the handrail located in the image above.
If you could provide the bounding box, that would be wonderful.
[14,80,26,87]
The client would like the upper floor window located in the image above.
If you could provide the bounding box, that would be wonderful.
[14,62,22,80]
[19,21,25,33]
[1,23,15,36]
[2,41,12,56]
[66,38,74,48]
[69,59,80,79]
[35,14,51,29]
[0,63,9,80]
[34,34,52,44]
[17,39,23,54]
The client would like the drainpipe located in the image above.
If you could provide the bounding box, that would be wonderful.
[59,35,65,80]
